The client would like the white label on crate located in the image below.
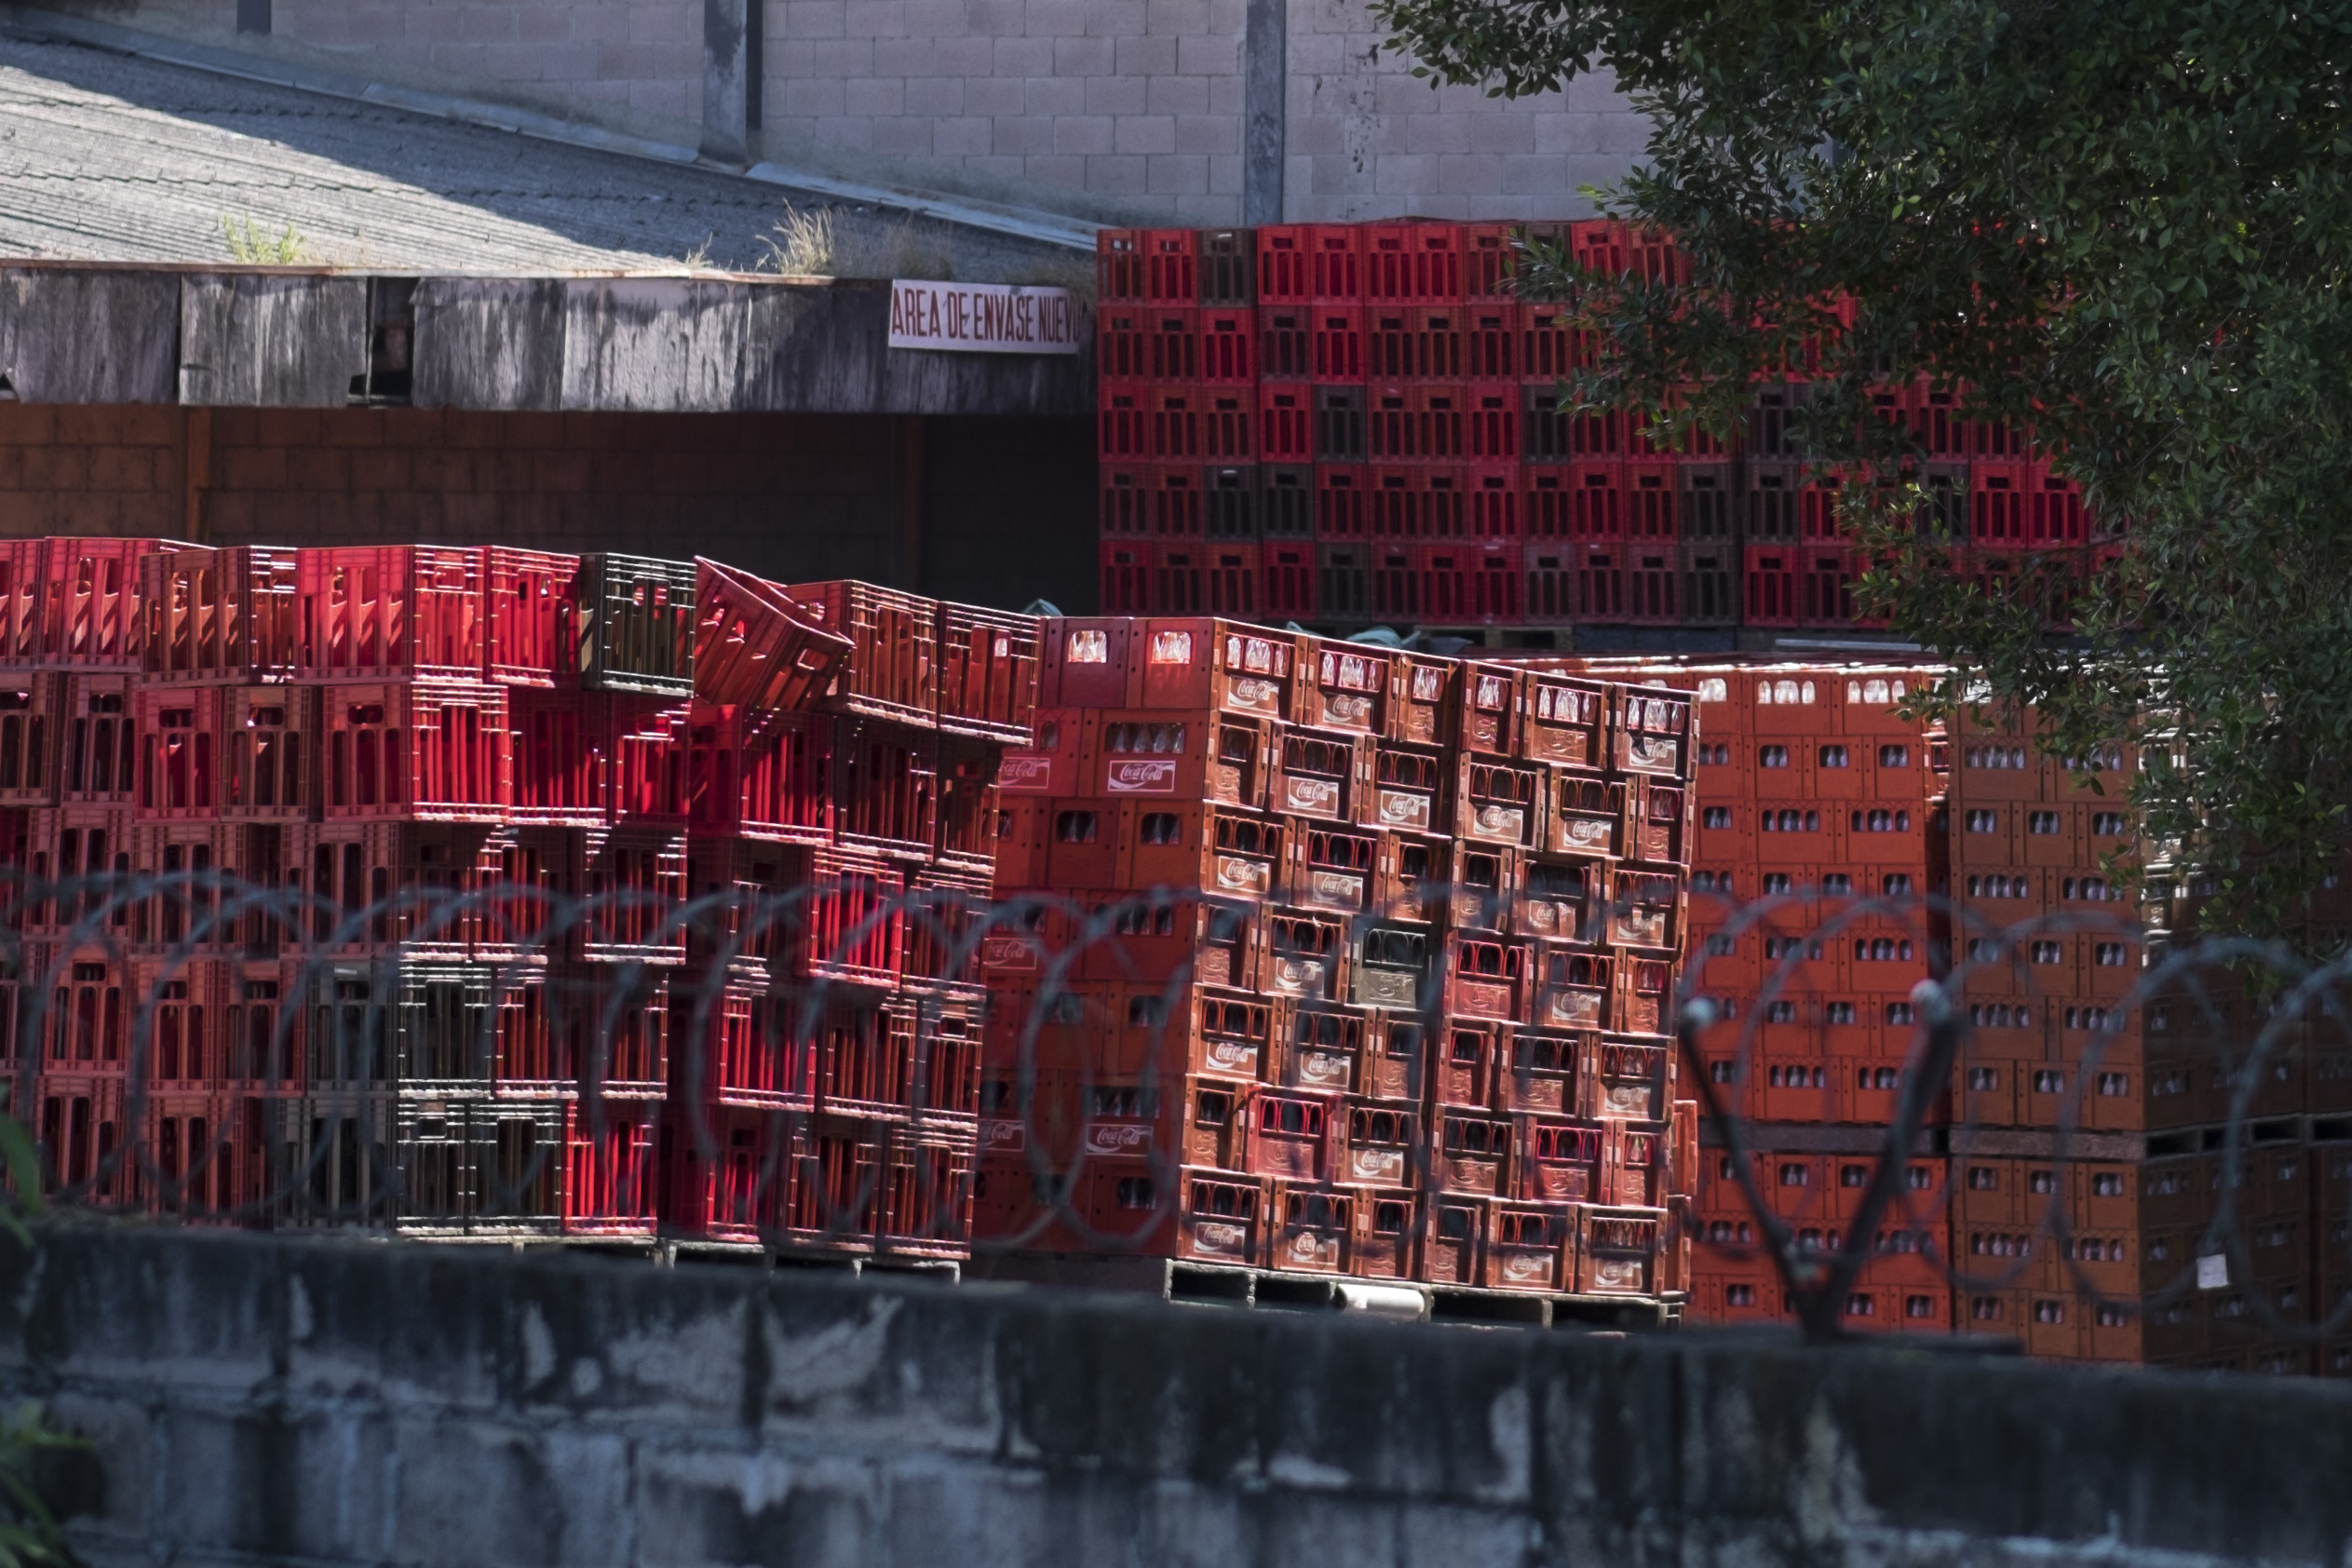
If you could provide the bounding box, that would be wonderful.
[1503,1252,1549,1283]
[1351,1148,1404,1183]
[1229,677,1281,712]
[1592,1257,1644,1291]
[1307,870,1364,909]
[1287,1233,1330,1264]
[980,935,1038,971]
[1471,804,1524,842]
[1106,759,1178,794]
[1604,1085,1652,1116]
[1086,1123,1153,1156]
[1377,790,1432,832]
[1272,958,1326,994]
[998,755,1054,793]
[1204,1038,1258,1073]
[1458,980,1509,1017]
[1282,777,1342,817]
[981,1118,1025,1152]
[1213,855,1270,895]
[1629,736,1680,769]
[1319,692,1374,728]
[887,279,1083,354]
[1193,1221,1246,1255]
[1615,912,1668,946]
[1545,991,1602,1028]
[1296,1049,1349,1088]
[1560,816,1613,849]
[2197,1252,2229,1290]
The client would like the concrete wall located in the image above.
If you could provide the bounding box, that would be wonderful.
[0,405,1095,611]
[47,0,1649,223]
[10,1225,2352,1568]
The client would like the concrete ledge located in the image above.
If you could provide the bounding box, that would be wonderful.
[4,1224,2351,1565]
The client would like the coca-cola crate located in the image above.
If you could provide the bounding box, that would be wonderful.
[132,683,227,821]
[1259,304,1310,380]
[1345,923,1427,1008]
[1264,909,1347,1003]
[1744,547,1800,626]
[0,539,42,668]
[1314,385,1368,461]
[561,1097,659,1237]
[1625,777,1690,867]
[314,680,512,822]
[1097,304,1196,384]
[1333,1098,1421,1188]
[1098,227,1197,304]
[1199,305,1255,383]
[1578,1206,1663,1295]
[1259,386,1313,465]
[1615,685,1692,777]
[1262,541,1316,620]
[1243,1087,1339,1179]
[1264,1182,1356,1273]
[483,547,577,688]
[1521,669,1605,768]
[1364,223,1464,304]
[689,560,850,714]
[1530,946,1614,1033]
[1086,707,1264,806]
[1419,541,1523,625]
[223,683,319,821]
[1550,772,1626,857]
[1444,935,1530,1022]
[1429,1107,1513,1199]
[1270,726,1366,821]
[1187,986,1277,1080]
[43,537,171,671]
[1369,466,1468,540]
[784,579,939,725]
[1263,465,1315,539]
[142,545,304,684]
[1287,822,1382,916]
[1369,386,1467,463]
[936,602,1038,743]
[296,546,485,683]
[1418,1193,1486,1285]
[1122,801,1284,900]
[1135,618,1300,720]
[934,733,998,870]
[1360,738,1447,837]
[1299,642,1388,735]
[1430,1018,1501,1110]
[1379,651,1450,746]
[575,554,697,696]
[1606,868,1682,954]
[1496,1028,1577,1117]
[1453,661,1519,756]
[0,672,59,806]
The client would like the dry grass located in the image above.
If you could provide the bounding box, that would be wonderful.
[759,202,957,280]
[220,213,311,264]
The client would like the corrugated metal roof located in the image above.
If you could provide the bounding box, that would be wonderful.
[0,31,1070,277]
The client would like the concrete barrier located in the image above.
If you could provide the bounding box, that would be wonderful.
[2,1224,2347,1566]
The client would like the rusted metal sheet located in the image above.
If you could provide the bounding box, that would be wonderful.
[0,267,179,403]
[177,274,369,406]
[411,277,566,411]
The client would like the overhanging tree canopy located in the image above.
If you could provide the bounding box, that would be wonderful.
[1373,0,2352,940]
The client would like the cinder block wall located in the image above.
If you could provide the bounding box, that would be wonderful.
[47,0,1647,223]
[0,405,1093,613]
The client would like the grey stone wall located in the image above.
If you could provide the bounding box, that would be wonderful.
[7,1225,2352,1567]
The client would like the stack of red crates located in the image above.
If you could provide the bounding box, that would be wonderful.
[974,616,1701,1312]
[0,535,1034,1264]
[1099,225,2106,639]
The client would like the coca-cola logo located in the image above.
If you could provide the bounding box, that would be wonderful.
[1310,870,1363,907]
[1548,994,1602,1026]
[1562,818,1610,845]
[1473,804,1523,840]
[1504,1252,1547,1281]
[1593,1258,1641,1289]
[998,755,1053,793]
[1213,854,1269,894]
[1631,737,1677,766]
[1106,759,1178,793]
[1207,1039,1256,1070]
[1285,777,1339,813]
[1298,1050,1347,1086]
[1606,1086,1646,1113]
[1086,1124,1153,1155]
[1230,677,1279,710]
[981,1119,1025,1151]
[1321,693,1373,727]
[980,937,1038,971]
[1353,1149,1403,1182]
[1460,980,1507,1015]
[1288,1233,1324,1260]
[1194,1222,1244,1254]
[1378,790,1430,830]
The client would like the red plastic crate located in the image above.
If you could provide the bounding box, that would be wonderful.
[1365,223,1465,303]
[1100,463,1150,536]
[0,671,58,805]
[1368,385,1468,463]
[689,560,852,716]
[1256,224,1360,304]
[1627,228,1690,286]
[1521,304,1580,381]
[1467,384,1519,461]
[1524,544,1574,623]
[1800,470,1848,541]
[514,688,615,827]
[1098,229,1146,302]
[1259,304,1310,380]
[1523,386,1623,461]
[1624,546,1680,625]
[483,547,577,688]
[685,705,833,843]
[1260,386,1313,463]
[1535,462,1622,541]
[297,547,486,682]
[318,680,513,822]
[1369,545,1420,621]
[132,683,226,820]
[42,538,168,671]
[1625,462,1680,541]
[1153,546,1211,615]
[1419,542,1523,626]
[1144,466,1204,537]
[1204,464,1262,536]
[562,1099,660,1237]
[1314,466,1369,540]
[1467,466,1520,539]
[1097,304,1198,383]
[1309,305,1365,382]
[1368,466,1468,539]
[1973,463,2029,545]
[1102,228,1198,304]
[783,580,940,725]
[1800,547,1862,628]
[1465,305,1517,379]
[1198,227,1254,306]
[1200,387,1256,462]
[142,546,304,685]
[1570,219,1627,277]
[2028,466,2087,545]
[222,683,318,821]
[1465,223,1522,301]
[1099,387,1148,461]
[1314,386,1367,460]
[1575,545,1626,622]
[0,539,42,667]
[1148,386,1205,461]
[607,697,693,827]
[1198,306,1255,384]
[1262,540,1317,620]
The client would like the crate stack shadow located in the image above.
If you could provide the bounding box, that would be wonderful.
[0,534,1037,1262]
[1094,222,2104,646]
[972,615,1701,1318]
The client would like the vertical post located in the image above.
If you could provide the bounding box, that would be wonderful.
[183,407,210,543]
[702,0,751,166]
[1243,0,1287,225]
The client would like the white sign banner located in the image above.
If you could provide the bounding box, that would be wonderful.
[887,279,1084,355]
